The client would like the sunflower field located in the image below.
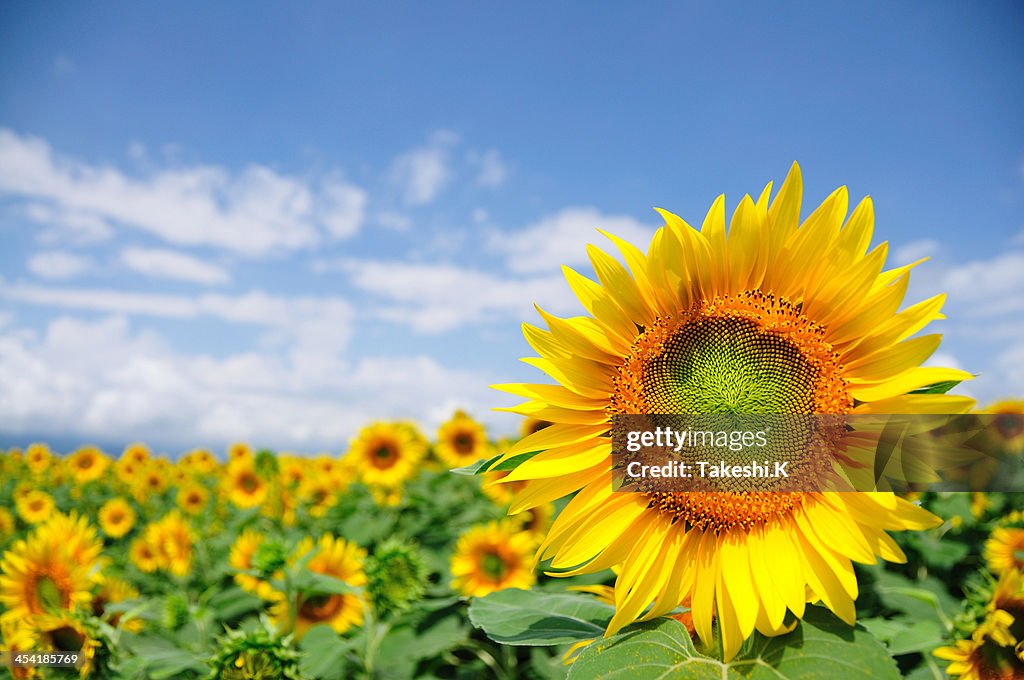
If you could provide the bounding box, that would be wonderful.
[3,165,1024,679]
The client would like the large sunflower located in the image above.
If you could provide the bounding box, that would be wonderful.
[348,422,424,489]
[492,164,971,659]
[271,534,366,638]
[0,517,97,622]
[985,527,1024,577]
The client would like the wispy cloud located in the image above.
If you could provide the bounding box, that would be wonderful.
[0,129,367,256]
[489,206,656,274]
[470,148,507,187]
[27,251,93,280]
[390,131,458,205]
[119,247,230,285]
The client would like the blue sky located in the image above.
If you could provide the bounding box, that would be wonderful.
[1,2,1022,454]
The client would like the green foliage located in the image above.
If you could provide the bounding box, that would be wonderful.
[469,588,614,646]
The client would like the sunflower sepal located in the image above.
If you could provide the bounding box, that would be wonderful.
[450,451,539,476]
[911,379,970,395]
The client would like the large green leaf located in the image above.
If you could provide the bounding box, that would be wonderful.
[299,624,360,680]
[469,588,615,646]
[567,607,899,680]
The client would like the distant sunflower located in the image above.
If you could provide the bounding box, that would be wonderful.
[15,489,55,524]
[492,163,968,659]
[520,417,552,438]
[0,507,14,538]
[67,445,109,485]
[985,527,1024,576]
[91,574,143,632]
[180,448,218,474]
[25,443,52,476]
[176,483,209,516]
[134,511,195,577]
[121,442,151,467]
[279,456,307,488]
[98,497,136,539]
[229,529,277,600]
[348,422,424,489]
[935,606,1022,679]
[481,470,529,506]
[435,411,492,468]
[450,520,537,598]
[228,442,254,466]
[298,477,337,517]
[132,463,169,500]
[223,463,269,509]
[129,538,159,573]
[271,535,366,638]
[980,399,1024,454]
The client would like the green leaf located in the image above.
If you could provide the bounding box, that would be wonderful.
[872,570,958,628]
[910,380,963,395]
[120,635,208,679]
[290,569,360,597]
[468,588,614,646]
[299,624,359,680]
[206,586,263,621]
[450,454,501,475]
[567,607,899,680]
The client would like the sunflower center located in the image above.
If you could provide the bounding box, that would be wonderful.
[299,593,344,621]
[240,472,260,493]
[371,443,399,468]
[47,625,85,651]
[611,292,851,532]
[453,433,475,455]
[480,550,508,580]
[34,575,66,612]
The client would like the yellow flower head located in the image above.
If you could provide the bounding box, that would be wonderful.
[228,442,254,466]
[176,484,209,516]
[67,445,110,485]
[985,527,1024,577]
[271,534,367,639]
[435,410,492,468]
[223,462,270,509]
[92,574,143,632]
[121,442,151,466]
[98,497,136,539]
[451,520,537,598]
[0,507,14,538]
[492,164,964,660]
[25,443,52,476]
[0,515,99,621]
[979,399,1024,454]
[180,448,219,474]
[229,529,278,600]
[132,511,195,577]
[348,422,424,489]
[28,611,100,678]
[15,489,55,525]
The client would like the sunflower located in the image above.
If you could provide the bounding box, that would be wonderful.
[229,529,278,600]
[132,463,169,500]
[0,522,95,621]
[435,411,492,468]
[0,618,37,679]
[450,520,537,598]
[511,503,553,539]
[298,476,338,517]
[96,497,135,539]
[36,512,104,568]
[67,445,110,485]
[29,611,100,678]
[223,462,270,509]
[15,489,55,525]
[979,399,1024,454]
[271,535,366,638]
[180,448,219,474]
[348,422,424,488]
[279,456,308,488]
[481,470,530,506]
[121,442,151,466]
[935,605,1023,679]
[0,507,14,539]
[491,163,969,660]
[228,442,254,466]
[24,443,51,476]
[133,511,195,576]
[91,574,143,632]
[129,537,159,573]
[176,483,209,516]
[985,527,1024,576]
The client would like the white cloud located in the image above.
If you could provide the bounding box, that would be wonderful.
[471,149,507,187]
[892,238,941,265]
[489,207,657,274]
[343,259,578,333]
[375,211,412,231]
[119,247,230,285]
[0,282,353,350]
[0,314,500,450]
[390,131,458,205]
[27,251,93,280]
[25,202,114,243]
[941,251,1024,316]
[0,129,366,256]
